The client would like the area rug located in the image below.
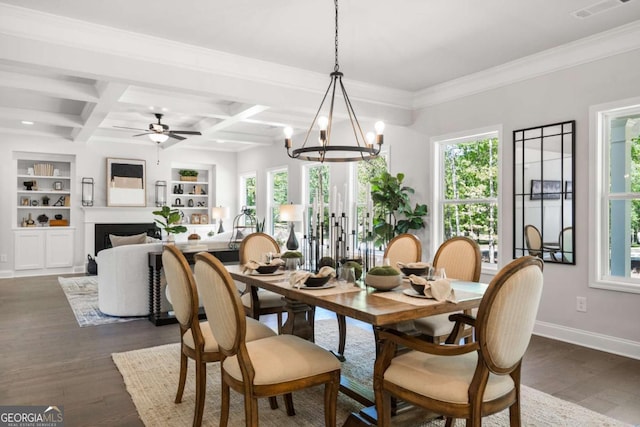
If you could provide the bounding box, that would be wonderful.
[58,276,143,327]
[112,320,630,427]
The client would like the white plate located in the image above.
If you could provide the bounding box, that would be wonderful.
[402,289,431,299]
[250,270,284,277]
[300,283,336,290]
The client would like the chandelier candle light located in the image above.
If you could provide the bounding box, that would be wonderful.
[283,0,384,163]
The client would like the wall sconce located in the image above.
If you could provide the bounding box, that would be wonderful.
[155,180,167,207]
[211,206,229,234]
[279,203,304,250]
[81,177,94,207]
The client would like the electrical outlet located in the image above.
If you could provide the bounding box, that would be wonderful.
[576,296,587,312]
[0,254,7,262]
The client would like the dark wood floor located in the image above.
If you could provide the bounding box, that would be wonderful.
[1,274,639,426]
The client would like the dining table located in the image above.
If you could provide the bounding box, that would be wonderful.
[227,265,488,426]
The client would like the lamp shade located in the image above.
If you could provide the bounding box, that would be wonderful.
[211,206,229,220]
[279,204,304,222]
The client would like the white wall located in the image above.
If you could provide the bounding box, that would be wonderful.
[412,49,640,352]
[0,134,237,276]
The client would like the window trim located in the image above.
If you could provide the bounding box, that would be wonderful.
[430,125,503,275]
[589,97,640,294]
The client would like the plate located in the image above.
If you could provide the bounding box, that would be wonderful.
[300,283,336,290]
[402,289,431,299]
[250,271,285,277]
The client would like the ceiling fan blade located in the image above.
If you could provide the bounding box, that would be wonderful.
[170,130,202,135]
[114,126,148,131]
[168,133,186,141]
[132,132,153,137]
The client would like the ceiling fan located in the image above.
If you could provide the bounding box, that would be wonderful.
[114,113,202,143]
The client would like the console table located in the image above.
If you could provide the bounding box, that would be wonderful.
[147,246,239,325]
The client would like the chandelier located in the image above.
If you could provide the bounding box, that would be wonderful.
[284,0,384,163]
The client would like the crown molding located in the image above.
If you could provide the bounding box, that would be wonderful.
[413,20,640,109]
[0,4,413,111]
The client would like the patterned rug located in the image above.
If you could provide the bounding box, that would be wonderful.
[112,320,630,427]
[58,276,143,327]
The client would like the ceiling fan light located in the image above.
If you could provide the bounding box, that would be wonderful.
[149,133,169,143]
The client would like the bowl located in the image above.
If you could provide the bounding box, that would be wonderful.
[304,275,331,287]
[256,264,280,274]
[409,280,426,295]
[400,266,428,276]
[365,274,402,291]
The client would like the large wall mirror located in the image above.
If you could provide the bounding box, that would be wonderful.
[513,120,575,264]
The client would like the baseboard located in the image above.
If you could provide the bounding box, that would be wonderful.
[534,320,640,360]
[0,269,13,278]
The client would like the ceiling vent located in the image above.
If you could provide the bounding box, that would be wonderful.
[572,0,631,19]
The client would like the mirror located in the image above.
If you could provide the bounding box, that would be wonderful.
[513,121,575,264]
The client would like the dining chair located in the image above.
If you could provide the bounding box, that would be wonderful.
[383,233,422,272]
[551,226,573,263]
[162,245,276,427]
[239,232,288,333]
[413,236,481,344]
[374,256,544,427]
[193,252,341,427]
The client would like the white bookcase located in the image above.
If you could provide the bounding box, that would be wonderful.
[169,164,213,225]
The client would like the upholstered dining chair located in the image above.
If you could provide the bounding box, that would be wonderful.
[374,256,544,427]
[413,236,481,343]
[383,233,422,272]
[551,226,573,263]
[194,252,341,426]
[162,245,276,427]
[239,232,288,333]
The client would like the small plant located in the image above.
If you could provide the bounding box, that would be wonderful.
[281,251,303,259]
[318,256,336,269]
[367,266,400,276]
[178,169,198,177]
[153,206,187,235]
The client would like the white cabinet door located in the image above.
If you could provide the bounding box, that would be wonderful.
[46,229,75,268]
[14,230,45,270]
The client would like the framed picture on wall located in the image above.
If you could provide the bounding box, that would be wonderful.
[530,179,562,200]
[107,158,146,207]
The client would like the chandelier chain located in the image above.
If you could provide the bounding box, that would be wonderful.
[334,0,339,72]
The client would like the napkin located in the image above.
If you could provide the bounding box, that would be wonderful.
[242,258,284,273]
[408,275,456,303]
[289,266,336,288]
[397,261,430,269]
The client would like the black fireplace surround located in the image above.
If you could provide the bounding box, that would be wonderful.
[94,223,161,255]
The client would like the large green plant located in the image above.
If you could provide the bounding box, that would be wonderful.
[370,171,428,246]
[153,206,187,235]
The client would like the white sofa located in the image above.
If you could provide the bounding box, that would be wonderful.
[97,242,162,316]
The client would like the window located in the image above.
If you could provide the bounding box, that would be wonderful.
[590,99,640,293]
[240,172,256,216]
[303,163,330,239]
[433,129,500,269]
[354,154,388,242]
[268,168,288,239]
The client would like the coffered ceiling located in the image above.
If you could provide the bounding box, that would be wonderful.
[0,1,639,152]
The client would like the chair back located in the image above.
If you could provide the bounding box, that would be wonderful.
[162,245,201,331]
[239,232,280,265]
[524,224,542,257]
[433,236,481,281]
[194,252,245,355]
[560,227,573,263]
[383,233,422,271]
[475,256,544,373]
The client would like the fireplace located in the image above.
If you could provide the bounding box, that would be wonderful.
[94,223,160,255]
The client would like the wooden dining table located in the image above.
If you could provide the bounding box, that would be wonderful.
[227,265,488,426]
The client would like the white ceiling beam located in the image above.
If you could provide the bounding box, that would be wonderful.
[0,69,98,102]
[72,81,128,143]
[0,106,82,128]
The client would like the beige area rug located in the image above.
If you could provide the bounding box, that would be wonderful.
[113,320,630,427]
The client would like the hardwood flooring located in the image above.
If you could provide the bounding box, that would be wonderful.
[1,274,639,426]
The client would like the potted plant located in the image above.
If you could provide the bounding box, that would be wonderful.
[178,169,199,182]
[153,206,187,242]
[365,265,402,291]
[370,171,428,247]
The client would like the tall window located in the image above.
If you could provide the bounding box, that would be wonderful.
[435,130,499,268]
[303,164,330,238]
[240,172,256,216]
[268,168,288,238]
[354,155,388,242]
[590,100,640,293]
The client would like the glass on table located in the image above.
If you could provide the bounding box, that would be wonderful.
[262,252,274,264]
[338,266,356,284]
[284,257,299,277]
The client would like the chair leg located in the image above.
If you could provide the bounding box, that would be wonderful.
[245,397,259,427]
[220,380,230,427]
[336,314,346,356]
[324,372,339,427]
[309,305,316,342]
[276,312,283,335]
[284,393,295,416]
[444,417,454,427]
[193,361,207,427]
[509,401,521,427]
[268,396,278,410]
[175,350,188,403]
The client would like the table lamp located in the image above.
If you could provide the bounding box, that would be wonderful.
[211,206,229,233]
[279,204,304,250]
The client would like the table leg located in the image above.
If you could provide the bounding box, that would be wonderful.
[281,297,314,341]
